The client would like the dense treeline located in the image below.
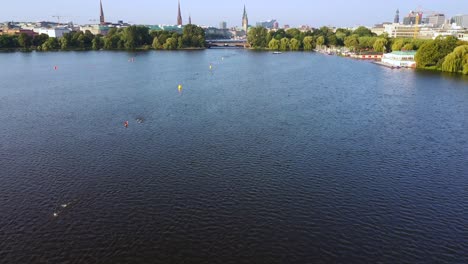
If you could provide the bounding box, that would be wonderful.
[0,24,205,51]
[247,25,468,74]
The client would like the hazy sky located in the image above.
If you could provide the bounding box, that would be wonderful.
[1,0,467,27]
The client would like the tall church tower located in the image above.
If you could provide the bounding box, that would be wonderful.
[177,0,183,26]
[99,0,105,25]
[394,9,400,24]
[242,5,248,32]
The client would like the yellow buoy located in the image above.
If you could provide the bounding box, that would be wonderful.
[209,64,212,70]
[178,84,182,92]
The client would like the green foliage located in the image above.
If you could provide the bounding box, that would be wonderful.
[152,37,162,49]
[316,36,325,47]
[18,33,32,48]
[344,35,359,51]
[0,35,18,49]
[41,37,59,51]
[373,38,388,52]
[163,37,178,50]
[402,43,415,51]
[290,38,301,51]
[303,36,315,51]
[92,36,103,50]
[268,38,280,51]
[353,26,375,37]
[280,37,290,51]
[441,45,468,73]
[415,36,458,69]
[247,26,268,49]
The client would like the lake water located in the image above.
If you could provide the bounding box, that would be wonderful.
[0,50,466,263]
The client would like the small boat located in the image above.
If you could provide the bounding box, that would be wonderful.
[273,51,282,54]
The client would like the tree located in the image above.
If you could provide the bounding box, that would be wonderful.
[41,37,59,51]
[303,36,315,51]
[268,38,280,51]
[33,34,49,47]
[290,38,301,51]
[247,26,268,49]
[152,37,162,49]
[353,26,375,37]
[402,43,415,51]
[373,38,388,52]
[441,45,468,73]
[391,38,406,51]
[92,36,103,50]
[316,36,325,48]
[163,37,178,50]
[60,37,69,50]
[344,35,359,51]
[280,37,290,51]
[415,36,458,68]
[18,33,32,48]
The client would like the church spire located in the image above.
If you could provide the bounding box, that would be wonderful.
[242,5,248,32]
[394,9,400,24]
[188,14,192,25]
[177,0,183,26]
[100,0,105,25]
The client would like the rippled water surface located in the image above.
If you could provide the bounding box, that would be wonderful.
[0,50,467,263]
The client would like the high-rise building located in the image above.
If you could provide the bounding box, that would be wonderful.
[219,21,227,29]
[242,5,248,32]
[452,15,468,28]
[256,19,277,29]
[188,15,192,25]
[99,0,105,25]
[427,14,445,27]
[177,0,183,26]
[394,9,400,24]
[403,11,422,25]
[273,21,279,29]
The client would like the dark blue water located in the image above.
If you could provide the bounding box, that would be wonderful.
[0,50,467,263]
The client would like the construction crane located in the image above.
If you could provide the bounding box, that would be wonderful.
[52,15,64,26]
[413,6,439,39]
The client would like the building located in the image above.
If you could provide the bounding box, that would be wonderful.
[219,21,227,29]
[283,24,290,29]
[403,11,422,25]
[427,14,445,27]
[452,15,468,28]
[256,19,277,29]
[80,24,109,35]
[188,15,192,25]
[394,9,400,24]
[242,5,248,32]
[37,27,70,38]
[371,23,391,35]
[273,21,279,29]
[99,0,105,25]
[384,23,434,39]
[381,51,417,68]
[177,0,183,26]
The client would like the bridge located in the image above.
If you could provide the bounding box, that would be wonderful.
[206,39,249,48]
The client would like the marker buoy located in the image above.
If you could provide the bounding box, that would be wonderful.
[54,66,58,70]
[178,84,183,93]
[124,121,129,128]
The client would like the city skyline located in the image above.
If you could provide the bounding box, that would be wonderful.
[1,0,467,27]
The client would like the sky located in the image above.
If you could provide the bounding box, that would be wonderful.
[1,0,467,28]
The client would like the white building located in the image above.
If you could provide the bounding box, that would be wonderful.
[36,27,70,38]
[381,51,417,68]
